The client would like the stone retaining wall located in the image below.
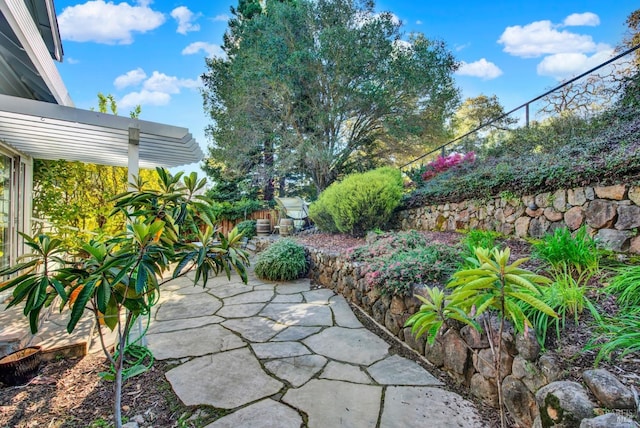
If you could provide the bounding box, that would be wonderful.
[307,248,638,427]
[397,184,640,252]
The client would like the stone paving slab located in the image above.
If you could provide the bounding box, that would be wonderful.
[166,347,283,409]
[147,323,245,360]
[204,399,302,428]
[319,361,372,384]
[367,354,443,386]
[251,341,311,359]
[303,326,390,365]
[155,293,222,321]
[283,380,381,427]
[155,270,486,427]
[260,303,333,326]
[222,317,287,342]
[264,354,327,387]
[380,386,484,427]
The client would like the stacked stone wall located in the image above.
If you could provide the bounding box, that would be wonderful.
[397,184,640,252]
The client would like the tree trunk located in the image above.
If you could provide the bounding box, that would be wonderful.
[114,311,133,428]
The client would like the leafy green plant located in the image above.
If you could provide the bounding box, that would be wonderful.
[360,245,459,297]
[532,226,599,275]
[236,220,257,240]
[605,264,640,309]
[589,310,640,365]
[406,247,556,428]
[0,168,249,428]
[524,262,600,346]
[309,167,403,236]
[460,229,501,262]
[254,239,308,281]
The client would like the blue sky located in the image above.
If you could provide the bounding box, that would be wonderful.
[53,0,637,175]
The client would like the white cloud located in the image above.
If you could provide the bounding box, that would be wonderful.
[564,12,600,27]
[455,43,471,52]
[119,90,171,108]
[66,57,80,64]
[537,48,614,80]
[498,20,596,58]
[416,20,423,25]
[212,14,229,22]
[114,67,147,89]
[118,70,201,107]
[58,0,165,45]
[142,71,199,94]
[171,6,201,35]
[456,59,503,80]
[182,41,224,58]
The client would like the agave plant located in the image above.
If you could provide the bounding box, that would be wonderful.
[0,168,249,428]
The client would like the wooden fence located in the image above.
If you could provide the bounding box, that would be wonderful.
[217,209,279,236]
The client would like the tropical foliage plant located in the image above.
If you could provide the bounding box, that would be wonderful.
[254,238,308,281]
[0,168,249,428]
[406,247,556,428]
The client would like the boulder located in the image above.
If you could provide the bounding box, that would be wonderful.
[473,348,513,381]
[535,192,552,209]
[585,200,617,229]
[538,355,563,383]
[470,373,498,407]
[529,217,550,238]
[615,205,640,230]
[595,229,632,252]
[516,331,541,361]
[424,338,445,367]
[402,327,427,356]
[579,413,637,428]
[515,217,532,238]
[442,329,470,377]
[628,186,640,205]
[564,207,585,231]
[544,208,564,222]
[502,375,539,428]
[460,324,489,349]
[536,381,595,427]
[594,185,626,201]
[630,236,640,254]
[511,356,547,393]
[568,188,587,206]
[582,369,636,410]
[553,189,568,212]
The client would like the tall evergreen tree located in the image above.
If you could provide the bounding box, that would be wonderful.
[202,0,460,193]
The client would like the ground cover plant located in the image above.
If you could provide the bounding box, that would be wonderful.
[254,238,309,281]
[348,231,460,296]
[403,78,640,208]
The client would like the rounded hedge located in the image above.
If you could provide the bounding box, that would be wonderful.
[309,167,403,236]
[254,238,309,281]
[236,220,257,240]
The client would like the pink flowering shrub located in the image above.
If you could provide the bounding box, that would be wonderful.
[421,152,476,181]
[349,231,461,296]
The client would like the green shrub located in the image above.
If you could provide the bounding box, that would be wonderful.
[308,195,339,233]
[309,167,403,235]
[532,226,599,275]
[460,229,501,262]
[235,220,257,240]
[254,238,308,281]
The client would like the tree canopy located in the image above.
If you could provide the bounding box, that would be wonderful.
[202,0,460,193]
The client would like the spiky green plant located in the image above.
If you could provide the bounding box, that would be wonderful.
[254,238,308,281]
